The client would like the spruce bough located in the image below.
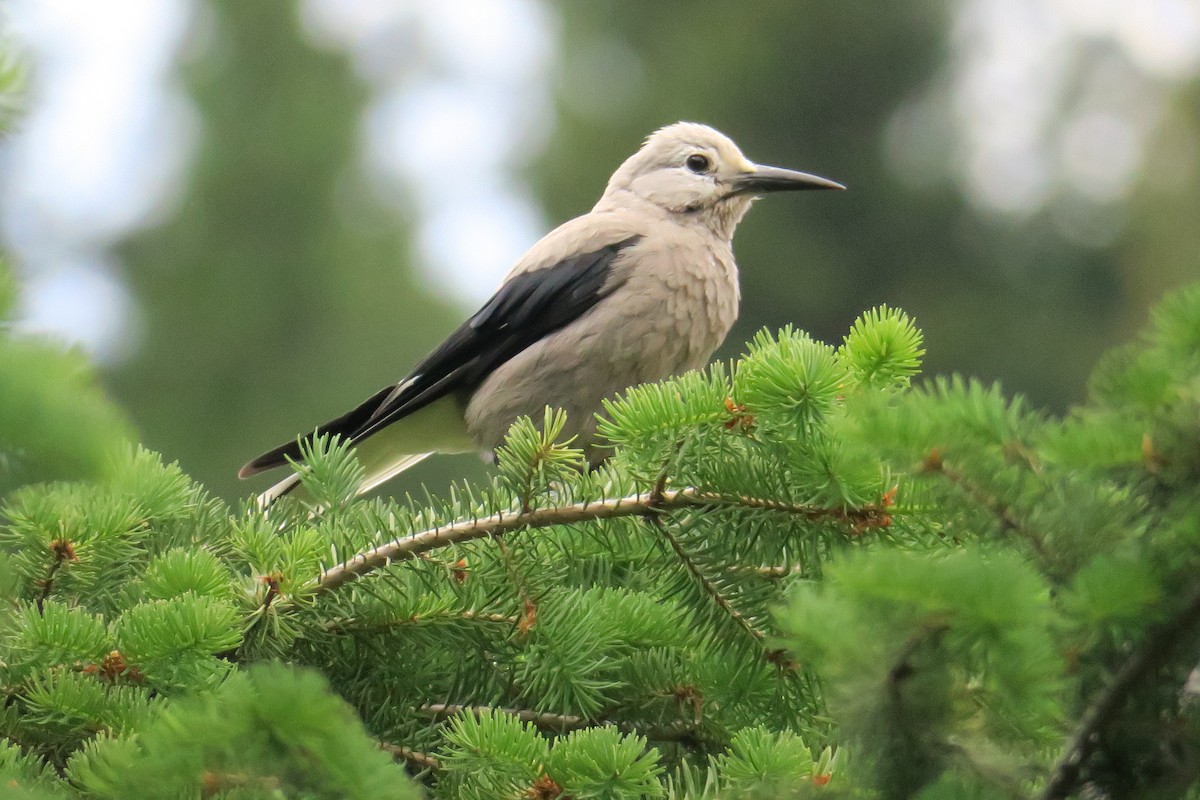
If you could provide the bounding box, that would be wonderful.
[2,282,1200,799]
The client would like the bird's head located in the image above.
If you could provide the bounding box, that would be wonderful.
[597,122,844,239]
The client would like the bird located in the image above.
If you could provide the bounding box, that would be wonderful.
[239,122,843,506]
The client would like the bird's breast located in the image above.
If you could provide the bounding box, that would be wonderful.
[655,237,740,371]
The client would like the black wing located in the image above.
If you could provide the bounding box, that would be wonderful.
[239,235,641,477]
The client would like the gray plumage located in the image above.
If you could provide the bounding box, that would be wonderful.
[240,122,843,506]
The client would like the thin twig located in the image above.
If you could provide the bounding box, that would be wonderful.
[308,488,885,596]
[36,539,75,614]
[646,476,766,643]
[927,457,1053,564]
[423,702,587,731]
[378,741,442,771]
[491,534,538,635]
[729,564,809,579]
[642,459,768,646]
[1040,583,1200,800]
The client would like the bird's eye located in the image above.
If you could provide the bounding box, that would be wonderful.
[685,154,711,173]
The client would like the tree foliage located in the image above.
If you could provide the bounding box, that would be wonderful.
[0,271,132,496]
[2,271,1199,797]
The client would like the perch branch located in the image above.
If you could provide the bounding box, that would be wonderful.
[308,487,886,595]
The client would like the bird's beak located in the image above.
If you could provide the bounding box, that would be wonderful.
[730,164,845,194]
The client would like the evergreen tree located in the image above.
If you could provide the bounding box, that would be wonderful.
[0,264,131,496]
[7,3,1200,797]
[3,248,1199,795]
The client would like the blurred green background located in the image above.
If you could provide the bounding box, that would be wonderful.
[3,0,1198,500]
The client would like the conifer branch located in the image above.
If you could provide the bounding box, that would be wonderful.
[491,534,538,636]
[462,610,520,625]
[423,702,588,731]
[378,741,442,772]
[309,488,884,595]
[925,455,1053,564]
[36,539,75,614]
[321,610,518,635]
[420,703,703,743]
[1040,583,1200,800]
[647,474,767,644]
[730,564,809,579]
[641,457,775,658]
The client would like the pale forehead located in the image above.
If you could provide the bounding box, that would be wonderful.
[642,122,750,164]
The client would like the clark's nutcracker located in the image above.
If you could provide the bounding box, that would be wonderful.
[240,122,843,505]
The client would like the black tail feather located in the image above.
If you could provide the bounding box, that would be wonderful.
[237,385,395,478]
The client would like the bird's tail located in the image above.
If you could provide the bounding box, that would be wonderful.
[256,451,434,511]
[358,451,434,496]
[248,395,473,511]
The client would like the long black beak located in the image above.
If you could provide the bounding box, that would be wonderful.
[730,164,845,194]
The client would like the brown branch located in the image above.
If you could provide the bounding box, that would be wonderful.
[308,488,884,596]
[423,702,588,732]
[460,610,520,625]
[1040,583,1200,800]
[378,741,442,772]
